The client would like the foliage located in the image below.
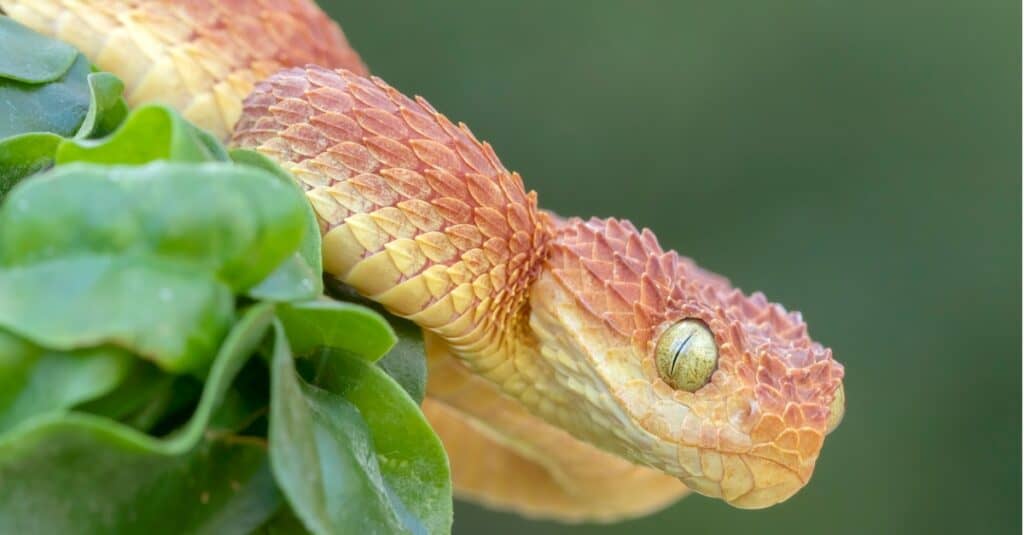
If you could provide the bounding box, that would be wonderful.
[0,17,126,140]
[0,17,450,534]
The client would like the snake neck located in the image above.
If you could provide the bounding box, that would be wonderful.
[228,66,655,464]
[416,218,552,383]
[231,66,558,380]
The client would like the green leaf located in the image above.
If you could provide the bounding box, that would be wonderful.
[322,279,428,402]
[0,162,308,292]
[0,330,131,433]
[74,72,127,139]
[248,255,322,304]
[80,363,206,435]
[77,362,177,430]
[0,132,61,199]
[0,52,91,139]
[56,104,221,164]
[0,254,234,373]
[258,505,311,534]
[0,303,279,534]
[193,123,232,161]
[311,354,452,535]
[268,321,407,534]
[0,16,77,83]
[207,362,270,435]
[376,318,428,403]
[232,148,323,302]
[0,422,279,535]
[276,300,396,361]
[0,19,126,141]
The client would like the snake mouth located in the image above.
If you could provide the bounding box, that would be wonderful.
[679,450,809,509]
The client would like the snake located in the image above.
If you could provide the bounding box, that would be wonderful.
[2,0,846,523]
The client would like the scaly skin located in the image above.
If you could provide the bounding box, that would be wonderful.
[2,0,846,521]
[0,0,365,138]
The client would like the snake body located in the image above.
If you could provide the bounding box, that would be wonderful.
[2,0,846,521]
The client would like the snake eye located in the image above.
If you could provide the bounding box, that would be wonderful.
[655,319,718,392]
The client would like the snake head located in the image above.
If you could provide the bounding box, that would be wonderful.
[534,216,846,508]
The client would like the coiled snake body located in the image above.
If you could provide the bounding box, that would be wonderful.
[2,0,846,522]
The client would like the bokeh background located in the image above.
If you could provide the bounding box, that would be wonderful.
[323,2,1020,533]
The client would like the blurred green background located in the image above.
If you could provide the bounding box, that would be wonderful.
[323,1,1020,533]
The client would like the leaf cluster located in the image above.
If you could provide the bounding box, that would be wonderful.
[0,17,450,535]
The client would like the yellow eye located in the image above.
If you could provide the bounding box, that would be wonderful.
[655,319,718,392]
